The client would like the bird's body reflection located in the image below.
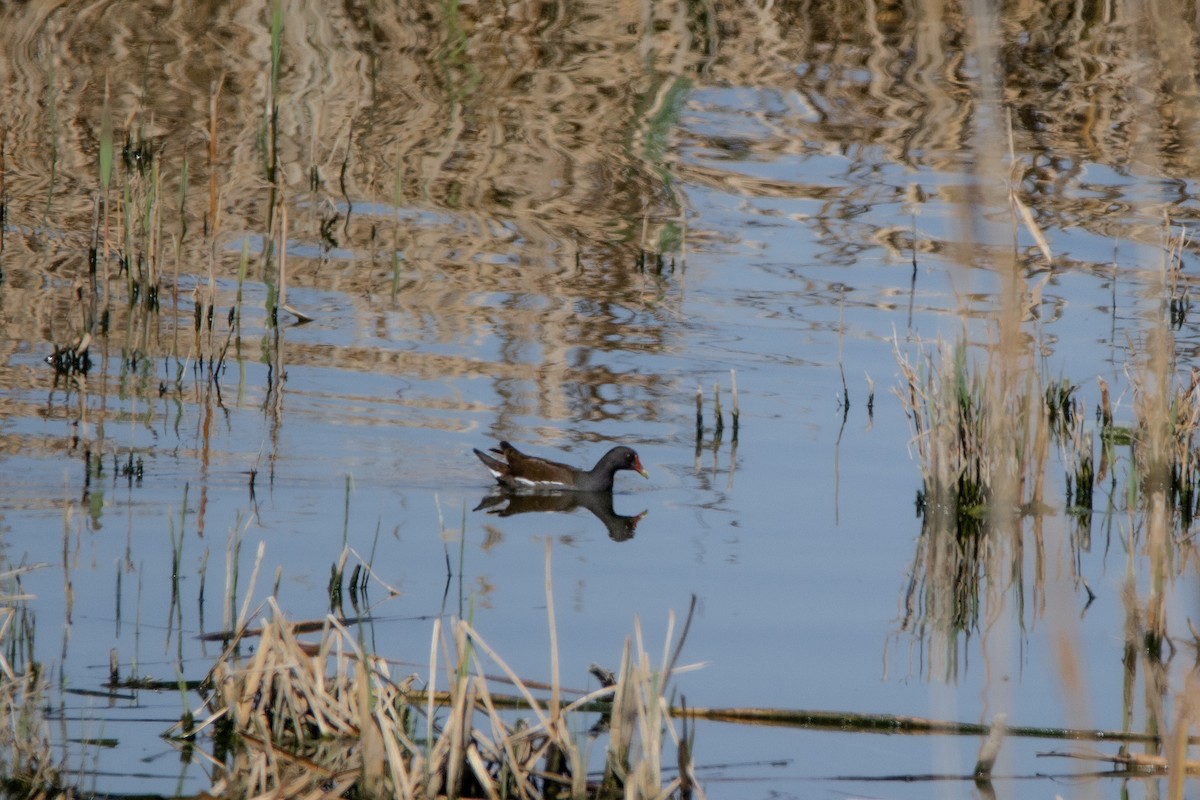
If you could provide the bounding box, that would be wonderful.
[474,491,647,542]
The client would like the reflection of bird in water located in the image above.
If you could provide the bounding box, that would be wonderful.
[473,491,648,542]
[472,441,648,492]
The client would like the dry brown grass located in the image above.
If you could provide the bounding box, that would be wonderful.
[180,550,701,800]
[0,570,68,799]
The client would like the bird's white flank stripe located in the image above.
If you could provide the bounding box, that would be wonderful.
[515,476,566,487]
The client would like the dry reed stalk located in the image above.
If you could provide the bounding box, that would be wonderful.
[729,368,739,432]
[278,202,288,309]
[544,538,560,721]
[713,382,723,436]
[148,155,161,292]
[1166,675,1197,798]
[207,76,222,236]
[0,589,68,795]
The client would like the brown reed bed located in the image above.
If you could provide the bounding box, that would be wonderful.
[893,333,1052,538]
[175,545,702,800]
[891,318,1200,651]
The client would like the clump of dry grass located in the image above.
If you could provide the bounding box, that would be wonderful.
[894,336,1046,538]
[896,271,1199,548]
[892,329,1056,672]
[0,572,66,798]
[179,574,701,799]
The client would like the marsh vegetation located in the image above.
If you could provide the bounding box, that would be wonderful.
[4,1,1200,798]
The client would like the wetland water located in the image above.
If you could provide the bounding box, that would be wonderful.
[2,2,1200,797]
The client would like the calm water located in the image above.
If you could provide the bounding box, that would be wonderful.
[1,2,1199,797]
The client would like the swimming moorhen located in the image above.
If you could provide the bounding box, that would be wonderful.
[473,441,649,492]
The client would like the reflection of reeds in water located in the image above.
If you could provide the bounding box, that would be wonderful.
[893,336,1040,675]
[0,0,700,454]
[893,254,1200,665]
[181,549,701,799]
[1119,226,1199,774]
[895,220,1200,784]
[694,371,739,487]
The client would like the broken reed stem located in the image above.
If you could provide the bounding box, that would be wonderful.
[974,713,1007,776]
[713,382,723,436]
[236,540,266,634]
[278,203,287,311]
[837,287,849,409]
[696,375,740,444]
[545,538,560,720]
[1099,376,1113,429]
[730,369,739,438]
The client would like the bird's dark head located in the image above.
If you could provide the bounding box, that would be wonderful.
[608,446,649,479]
